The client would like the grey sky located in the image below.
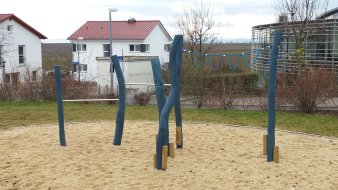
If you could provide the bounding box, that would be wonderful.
[1,0,337,42]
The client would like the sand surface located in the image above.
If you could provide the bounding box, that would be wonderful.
[0,120,337,190]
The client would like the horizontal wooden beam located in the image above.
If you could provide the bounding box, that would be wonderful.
[63,99,119,102]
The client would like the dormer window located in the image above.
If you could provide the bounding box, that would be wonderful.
[7,25,13,33]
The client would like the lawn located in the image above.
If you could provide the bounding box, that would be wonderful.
[0,101,337,137]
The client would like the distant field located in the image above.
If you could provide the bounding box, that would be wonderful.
[210,43,251,53]
[42,43,72,72]
[42,43,72,56]
[41,42,251,72]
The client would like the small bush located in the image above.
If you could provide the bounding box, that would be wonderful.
[133,92,151,106]
[277,68,336,113]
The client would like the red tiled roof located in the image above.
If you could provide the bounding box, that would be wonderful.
[0,14,47,39]
[67,20,170,40]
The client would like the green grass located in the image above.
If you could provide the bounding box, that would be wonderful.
[0,102,337,137]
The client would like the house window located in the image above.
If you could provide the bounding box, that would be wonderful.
[5,73,19,84]
[82,44,87,51]
[12,73,19,84]
[129,44,139,52]
[73,64,87,72]
[73,64,78,72]
[164,44,171,52]
[7,25,13,33]
[110,64,115,73]
[32,70,37,81]
[129,44,149,52]
[72,44,87,52]
[129,44,134,51]
[18,45,25,64]
[79,64,87,72]
[0,45,4,65]
[103,44,111,57]
[5,74,10,83]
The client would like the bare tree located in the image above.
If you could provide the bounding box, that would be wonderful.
[175,0,219,54]
[273,0,337,113]
[0,28,15,58]
[173,1,220,109]
[274,0,329,71]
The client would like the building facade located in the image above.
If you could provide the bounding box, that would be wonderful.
[67,19,172,92]
[251,7,338,78]
[0,14,47,84]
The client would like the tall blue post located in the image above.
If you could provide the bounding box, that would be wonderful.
[267,31,282,162]
[151,58,166,117]
[54,65,66,146]
[112,55,126,145]
[156,35,183,169]
[174,41,183,149]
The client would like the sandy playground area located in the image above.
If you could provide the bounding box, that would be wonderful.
[0,120,337,189]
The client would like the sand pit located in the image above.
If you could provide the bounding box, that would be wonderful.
[0,120,337,189]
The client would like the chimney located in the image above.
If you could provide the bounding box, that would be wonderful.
[128,18,136,23]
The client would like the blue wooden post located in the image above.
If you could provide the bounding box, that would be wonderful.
[54,65,66,146]
[151,58,166,117]
[267,31,282,162]
[112,55,126,145]
[174,41,183,149]
[156,35,183,169]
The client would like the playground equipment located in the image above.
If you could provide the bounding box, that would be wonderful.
[55,34,184,169]
[182,32,282,163]
[56,32,280,166]
[154,35,183,170]
[125,83,171,87]
[54,65,119,146]
[54,54,125,146]
[265,31,282,162]
[111,56,126,145]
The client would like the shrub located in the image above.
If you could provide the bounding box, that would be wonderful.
[277,68,336,113]
[133,92,151,106]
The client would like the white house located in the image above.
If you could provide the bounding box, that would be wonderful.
[67,18,172,92]
[0,14,47,84]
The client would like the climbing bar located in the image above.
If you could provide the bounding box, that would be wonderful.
[125,82,171,86]
[63,99,119,102]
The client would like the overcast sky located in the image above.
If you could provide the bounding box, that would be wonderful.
[1,0,337,42]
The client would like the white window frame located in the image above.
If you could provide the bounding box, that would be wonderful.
[18,45,25,64]
[72,44,87,52]
[103,44,110,57]
[164,44,171,52]
[79,64,87,72]
[129,44,150,52]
